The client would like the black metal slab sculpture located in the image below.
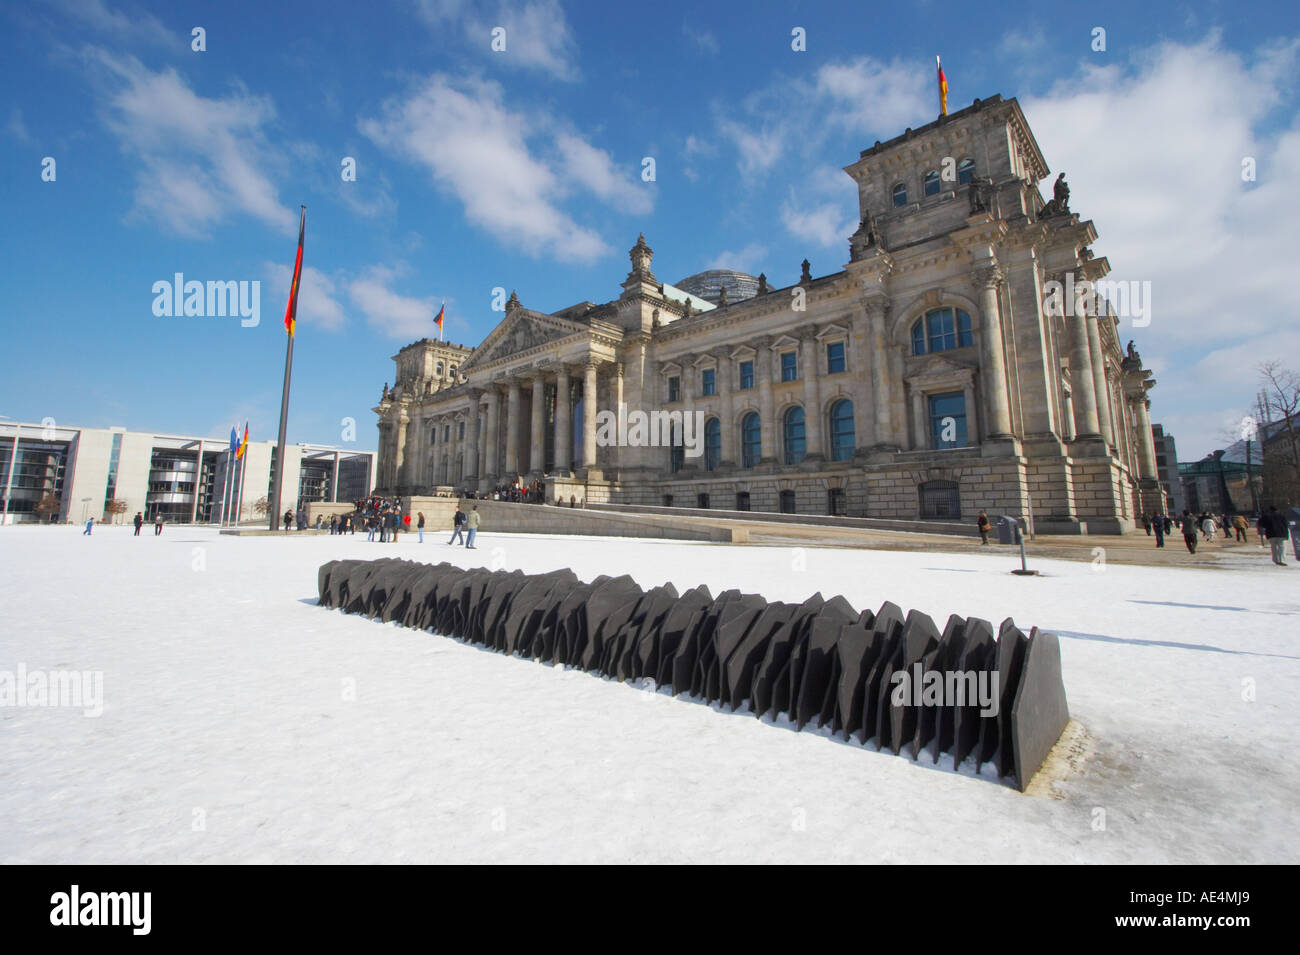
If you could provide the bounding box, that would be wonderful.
[317,559,1070,791]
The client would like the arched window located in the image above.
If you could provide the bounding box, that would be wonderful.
[958,158,975,185]
[892,183,908,207]
[911,307,974,355]
[923,170,940,196]
[829,399,855,462]
[704,417,721,471]
[741,412,761,468]
[435,361,443,375]
[919,480,961,519]
[783,406,806,465]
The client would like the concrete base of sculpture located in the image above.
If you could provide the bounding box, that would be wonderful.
[317,558,1070,791]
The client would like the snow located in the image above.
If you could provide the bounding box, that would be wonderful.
[1,523,1297,863]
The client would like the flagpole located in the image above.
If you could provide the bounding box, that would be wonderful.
[236,447,247,526]
[223,451,234,526]
[269,205,305,530]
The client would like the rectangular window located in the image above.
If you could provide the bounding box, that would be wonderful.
[828,487,846,516]
[701,368,716,396]
[739,360,754,390]
[735,491,751,511]
[667,376,680,402]
[780,351,798,382]
[458,421,465,440]
[928,392,968,449]
[826,341,846,374]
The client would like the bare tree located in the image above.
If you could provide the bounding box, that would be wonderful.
[1258,362,1300,507]
[253,496,270,517]
[105,499,129,524]
[34,493,61,523]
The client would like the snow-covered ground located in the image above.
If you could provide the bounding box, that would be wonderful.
[1,523,1296,863]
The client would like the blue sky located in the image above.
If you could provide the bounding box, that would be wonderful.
[1,0,1297,458]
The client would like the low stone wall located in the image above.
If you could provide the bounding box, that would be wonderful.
[453,498,743,542]
[317,557,1071,792]
[587,501,973,537]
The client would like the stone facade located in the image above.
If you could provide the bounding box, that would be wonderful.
[375,95,1164,533]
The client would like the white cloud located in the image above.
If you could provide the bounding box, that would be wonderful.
[360,75,619,263]
[553,132,652,214]
[683,23,719,55]
[413,0,578,81]
[50,0,175,48]
[781,200,856,251]
[85,49,294,237]
[7,108,31,143]
[347,264,444,340]
[712,55,932,181]
[705,243,768,276]
[1023,37,1300,457]
[265,263,348,332]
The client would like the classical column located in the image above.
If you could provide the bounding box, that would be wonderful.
[394,410,409,487]
[1086,316,1114,446]
[1068,275,1101,438]
[464,390,481,486]
[582,360,599,469]
[799,328,824,460]
[1061,389,1076,442]
[554,364,572,474]
[529,374,546,475]
[505,377,521,476]
[717,348,735,468]
[911,387,927,449]
[484,388,501,480]
[975,265,1013,438]
[1134,396,1158,479]
[866,298,894,447]
[756,337,776,464]
[962,380,978,444]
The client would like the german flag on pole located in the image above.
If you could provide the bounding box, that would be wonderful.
[236,422,249,460]
[283,207,305,337]
[937,55,949,117]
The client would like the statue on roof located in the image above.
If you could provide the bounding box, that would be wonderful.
[757,273,768,294]
[1040,172,1071,219]
[718,285,728,307]
[800,259,812,284]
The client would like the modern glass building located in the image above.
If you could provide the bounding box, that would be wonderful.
[0,421,376,524]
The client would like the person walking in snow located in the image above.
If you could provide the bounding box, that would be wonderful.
[133,512,143,536]
[1232,513,1248,542]
[417,511,425,543]
[83,517,94,535]
[1153,512,1165,548]
[1181,511,1198,554]
[977,510,990,545]
[448,505,466,546]
[154,513,164,536]
[466,505,480,548]
[1261,505,1290,566]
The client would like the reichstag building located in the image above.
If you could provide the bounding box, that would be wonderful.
[374,95,1164,533]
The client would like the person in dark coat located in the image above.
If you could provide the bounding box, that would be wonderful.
[1163,515,1173,535]
[133,512,143,536]
[448,505,466,545]
[154,513,164,536]
[283,510,294,532]
[1181,510,1198,554]
[1152,512,1165,548]
[977,510,991,545]
[1261,506,1290,566]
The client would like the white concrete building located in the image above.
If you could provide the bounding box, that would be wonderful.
[0,421,375,524]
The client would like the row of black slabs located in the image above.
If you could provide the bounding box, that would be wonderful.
[317,558,1070,791]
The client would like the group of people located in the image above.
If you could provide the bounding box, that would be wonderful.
[1142,508,1292,562]
[975,505,1292,564]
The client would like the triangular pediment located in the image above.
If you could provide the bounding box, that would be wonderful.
[461,309,590,371]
